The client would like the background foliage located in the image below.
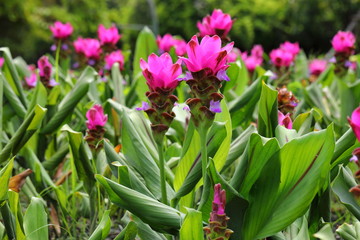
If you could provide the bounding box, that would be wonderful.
[1,0,360,62]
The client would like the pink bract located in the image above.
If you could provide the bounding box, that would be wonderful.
[50,21,73,39]
[331,31,356,54]
[348,106,360,142]
[280,41,300,56]
[0,57,4,68]
[244,55,262,72]
[105,50,125,70]
[86,104,108,130]
[73,38,102,60]
[180,35,233,75]
[251,44,264,59]
[97,24,121,46]
[227,48,241,63]
[197,9,233,38]
[156,34,187,56]
[37,56,52,78]
[278,111,293,129]
[270,48,294,67]
[309,59,327,76]
[211,183,226,217]
[140,53,182,92]
[25,73,37,88]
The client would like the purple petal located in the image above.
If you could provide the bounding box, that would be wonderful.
[177,71,193,81]
[329,56,336,63]
[49,79,59,87]
[88,59,96,66]
[350,155,359,163]
[61,43,69,50]
[136,101,150,111]
[182,105,190,111]
[209,100,222,113]
[50,44,57,51]
[216,69,230,81]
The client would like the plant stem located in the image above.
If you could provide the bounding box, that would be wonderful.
[198,126,209,209]
[55,40,61,84]
[157,141,168,205]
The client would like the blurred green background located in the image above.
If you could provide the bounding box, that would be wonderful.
[1,0,359,62]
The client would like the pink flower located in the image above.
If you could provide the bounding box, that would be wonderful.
[211,183,226,217]
[98,24,121,46]
[86,104,108,130]
[105,50,125,70]
[278,111,292,129]
[270,48,294,67]
[37,56,52,79]
[309,59,327,76]
[140,53,182,92]
[180,35,233,76]
[251,44,264,59]
[244,55,262,72]
[227,48,241,63]
[197,9,233,38]
[0,57,4,68]
[280,41,300,56]
[49,21,73,39]
[331,31,356,54]
[25,73,37,88]
[348,106,360,141]
[157,34,187,56]
[73,38,102,60]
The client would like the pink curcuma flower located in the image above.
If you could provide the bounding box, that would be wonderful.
[280,41,300,57]
[37,56,52,79]
[197,9,233,39]
[140,52,182,92]
[73,38,102,60]
[227,47,241,63]
[251,44,264,59]
[50,21,73,40]
[105,50,125,70]
[98,24,121,46]
[157,34,187,56]
[0,57,4,68]
[309,59,327,76]
[180,35,233,77]
[212,183,226,216]
[332,31,356,54]
[244,55,262,72]
[25,73,37,88]
[348,106,360,141]
[278,111,292,129]
[86,104,108,130]
[270,48,294,67]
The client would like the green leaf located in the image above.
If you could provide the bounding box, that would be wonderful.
[41,67,96,134]
[241,126,335,239]
[114,221,137,240]
[112,63,126,105]
[132,27,157,101]
[0,105,47,164]
[88,210,111,240]
[179,208,203,240]
[23,197,48,240]
[257,82,278,138]
[8,190,25,240]
[332,166,360,220]
[0,159,14,202]
[96,175,181,234]
[62,125,95,194]
[1,73,27,118]
[336,223,358,240]
[131,215,166,240]
[317,64,335,87]
[224,60,249,96]
[313,223,336,240]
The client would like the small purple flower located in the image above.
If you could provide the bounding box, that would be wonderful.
[61,43,69,50]
[50,44,57,51]
[178,71,193,81]
[136,101,150,111]
[216,69,230,81]
[88,59,96,66]
[350,155,359,162]
[329,56,337,63]
[48,79,59,87]
[72,62,80,69]
[209,100,222,113]
[183,105,190,111]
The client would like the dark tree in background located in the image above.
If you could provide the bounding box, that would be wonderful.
[0,0,359,62]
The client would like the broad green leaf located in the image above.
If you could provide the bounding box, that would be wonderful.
[8,191,25,240]
[132,27,157,101]
[112,63,125,105]
[242,126,335,239]
[292,109,317,135]
[41,67,96,134]
[0,222,4,240]
[96,175,181,234]
[88,210,111,240]
[313,223,336,240]
[179,208,203,240]
[275,125,299,147]
[131,215,166,240]
[0,159,14,202]
[224,60,249,96]
[62,125,95,193]
[114,221,137,240]
[0,202,16,240]
[257,82,278,137]
[23,197,48,240]
[332,166,360,220]
[27,78,47,114]
[0,105,46,164]
[1,73,27,118]
[336,223,358,240]
[317,64,335,87]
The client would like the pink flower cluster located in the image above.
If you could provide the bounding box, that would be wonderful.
[197,9,233,39]
[349,107,360,162]
[105,50,125,70]
[37,56,52,79]
[25,65,37,88]
[86,104,108,130]
[50,21,73,40]
[0,57,4,68]
[309,59,327,76]
[156,34,186,56]
[332,31,356,54]
[98,24,121,46]
[238,45,264,72]
[140,53,181,92]
[278,111,292,129]
[270,41,300,67]
[74,38,102,62]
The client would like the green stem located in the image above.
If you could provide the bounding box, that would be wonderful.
[157,141,168,205]
[55,40,61,84]
[198,126,209,210]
